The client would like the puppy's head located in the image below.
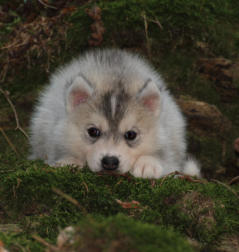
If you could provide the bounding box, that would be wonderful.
[65,75,160,173]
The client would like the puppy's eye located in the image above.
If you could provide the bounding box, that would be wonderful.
[124,130,137,141]
[88,127,101,138]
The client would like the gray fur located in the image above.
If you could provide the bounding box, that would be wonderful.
[136,78,152,97]
[100,87,129,137]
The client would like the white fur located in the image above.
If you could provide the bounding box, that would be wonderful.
[131,156,163,179]
[110,95,117,118]
[184,158,201,177]
[29,49,201,178]
[57,226,75,247]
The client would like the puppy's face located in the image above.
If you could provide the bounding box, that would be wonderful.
[65,76,160,173]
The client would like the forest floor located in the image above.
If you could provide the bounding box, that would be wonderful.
[0,1,239,251]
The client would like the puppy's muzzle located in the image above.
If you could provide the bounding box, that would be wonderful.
[101,156,119,171]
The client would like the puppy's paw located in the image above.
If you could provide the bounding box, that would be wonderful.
[50,158,84,168]
[130,156,163,179]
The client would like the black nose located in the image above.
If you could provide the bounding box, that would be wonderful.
[101,156,119,170]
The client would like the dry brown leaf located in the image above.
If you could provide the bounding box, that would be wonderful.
[115,199,140,209]
[0,12,70,83]
[86,6,102,20]
[0,240,8,252]
[86,6,105,46]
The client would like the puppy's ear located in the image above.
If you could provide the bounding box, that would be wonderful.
[66,75,93,113]
[137,79,160,114]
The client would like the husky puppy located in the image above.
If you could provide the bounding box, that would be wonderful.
[29,49,200,178]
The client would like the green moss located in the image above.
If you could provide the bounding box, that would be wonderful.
[93,0,239,50]
[1,162,239,250]
[0,215,194,252]
[0,232,43,252]
[62,214,194,252]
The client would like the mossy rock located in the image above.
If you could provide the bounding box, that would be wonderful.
[53,214,194,252]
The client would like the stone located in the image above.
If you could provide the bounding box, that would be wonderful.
[177,96,231,135]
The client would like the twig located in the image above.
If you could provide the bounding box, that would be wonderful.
[142,12,151,58]
[160,171,180,186]
[160,171,206,186]
[0,127,19,155]
[228,176,239,185]
[179,175,206,184]
[0,224,22,233]
[0,169,15,173]
[98,171,132,179]
[13,243,27,252]
[0,55,9,82]
[211,179,239,200]
[32,235,58,251]
[1,41,28,50]
[0,88,29,139]
[82,181,89,193]
[151,179,156,187]
[37,0,57,9]
[147,17,163,30]
[52,187,87,215]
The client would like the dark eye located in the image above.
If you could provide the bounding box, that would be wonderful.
[124,130,137,141]
[88,127,101,138]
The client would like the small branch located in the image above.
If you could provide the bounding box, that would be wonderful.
[211,179,239,200]
[37,0,57,10]
[0,170,15,173]
[0,127,19,155]
[0,88,29,139]
[142,12,151,58]
[160,171,178,186]
[0,55,9,82]
[1,42,28,50]
[147,17,163,31]
[0,224,22,233]
[160,171,206,186]
[228,176,239,185]
[82,181,89,193]
[52,187,87,215]
[32,235,58,251]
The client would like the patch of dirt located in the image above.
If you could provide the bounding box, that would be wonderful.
[178,191,216,232]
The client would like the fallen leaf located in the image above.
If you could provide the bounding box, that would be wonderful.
[115,199,140,209]
[86,6,105,46]
[0,240,9,252]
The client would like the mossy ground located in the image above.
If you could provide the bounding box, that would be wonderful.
[1,0,239,251]
[1,157,239,251]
